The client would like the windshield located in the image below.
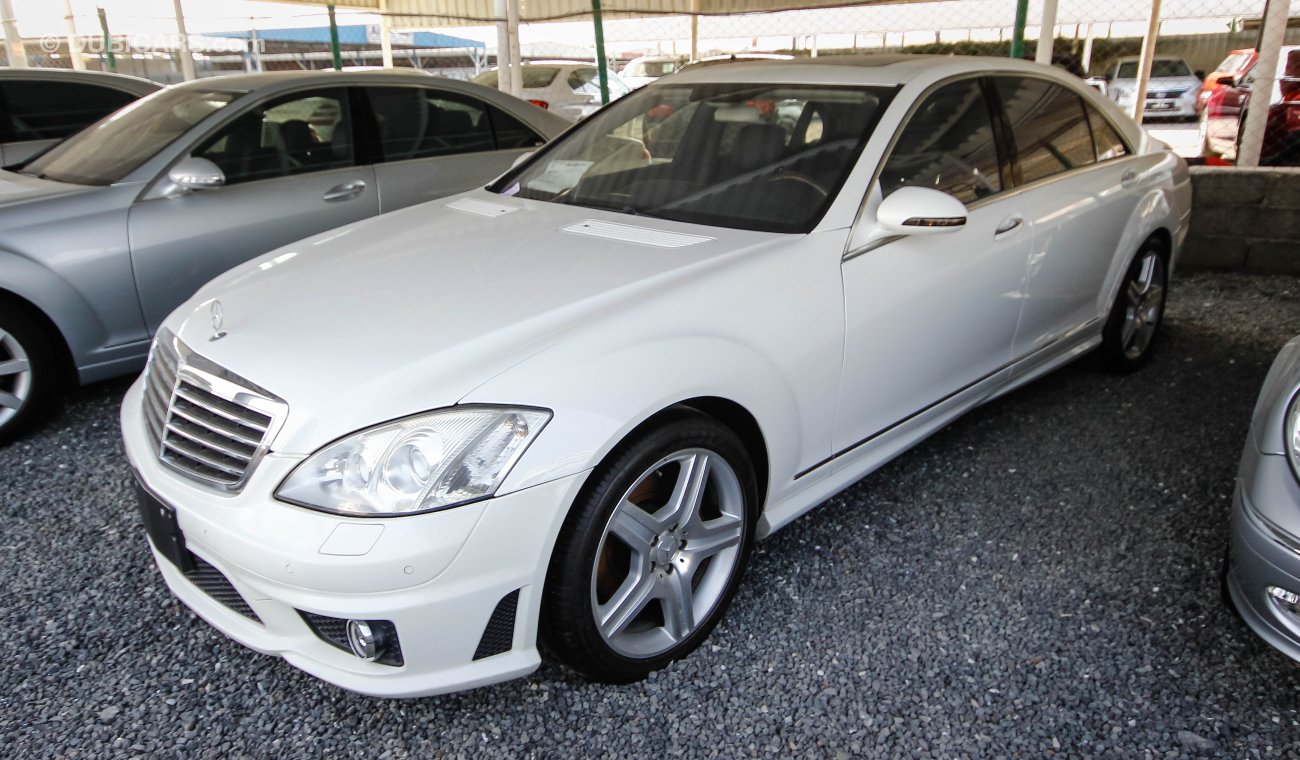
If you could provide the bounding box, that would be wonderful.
[491,82,892,234]
[471,67,561,90]
[22,88,238,186]
[1216,52,1251,74]
[1117,59,1192,79]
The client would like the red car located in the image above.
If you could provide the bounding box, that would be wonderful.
[1198,48,1257,112]
[1201,45,1300,165]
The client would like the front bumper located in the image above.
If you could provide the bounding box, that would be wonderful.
[1226,441,1300,664]
[121,376,588,698]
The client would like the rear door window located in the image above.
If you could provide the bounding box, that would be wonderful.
[994,77,1096,184]
[2,80,138,141]
[362,86,498,162]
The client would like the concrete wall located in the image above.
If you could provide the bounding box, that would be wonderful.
[1183,167,1300,275]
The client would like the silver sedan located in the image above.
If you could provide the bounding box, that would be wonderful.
[0,70,569,442]
[1227,335,1300,662]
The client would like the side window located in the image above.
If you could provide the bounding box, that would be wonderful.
[568,68,602,97]
[487,106,545,150]
[995,77,1096,184]
[363,86,495,161]
[879,78,1002,204]
[2,81,137,141]
[1085,104,1129,161]
[194,88,352,185]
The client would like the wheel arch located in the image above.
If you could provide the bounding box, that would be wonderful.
[0,286,77,385]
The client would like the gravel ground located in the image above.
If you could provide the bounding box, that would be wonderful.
[2,271,1299,758]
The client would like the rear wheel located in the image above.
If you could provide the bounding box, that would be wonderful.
[0,304,57,445]
[541,412,757,683]
[1100,240,1168,373]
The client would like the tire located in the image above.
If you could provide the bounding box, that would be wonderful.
[540,410,758,683]
[0,303,58,445]
[1100,239,1169,374]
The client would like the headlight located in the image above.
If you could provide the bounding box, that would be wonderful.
[1287,391,1300,482]
[276,406,551,516]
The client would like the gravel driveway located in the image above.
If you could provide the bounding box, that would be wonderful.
[2,272,1299,758]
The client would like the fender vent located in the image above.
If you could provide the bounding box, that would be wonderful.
[473,590,520,660]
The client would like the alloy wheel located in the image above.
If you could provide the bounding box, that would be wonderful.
[1120,250,1166,360]
[590,448,746,659]
[0,327,32,428]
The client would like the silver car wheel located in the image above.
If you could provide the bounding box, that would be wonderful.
[1120,251,1166,360]
[0,327,32,427]
[590,448,746,659]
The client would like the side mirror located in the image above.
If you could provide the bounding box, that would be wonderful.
[167,157,225,191]
[1216,75,1237,86]
[510,151,533,169]
[876,186,968,235]
[1195,70,1207,80]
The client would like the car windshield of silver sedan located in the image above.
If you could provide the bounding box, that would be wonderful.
[21,88,238,186]
[492,83,893,234]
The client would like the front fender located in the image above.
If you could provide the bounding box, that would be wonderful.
[0,249,106,369]
[465,334,812,510]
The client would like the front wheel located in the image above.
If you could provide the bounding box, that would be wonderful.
[0,304,57,445]
[541,412,757,683]
[1100,241,1168,373]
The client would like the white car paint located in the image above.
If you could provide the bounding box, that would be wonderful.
[123,55,1191,697]
[471,61,631,120]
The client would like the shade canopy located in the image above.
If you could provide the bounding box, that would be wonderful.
[269,0,915,26]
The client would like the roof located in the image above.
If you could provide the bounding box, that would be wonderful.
[208,25,482,49]
[0,67,160,95]
[172,69,470,93]
[664,54,1064,87]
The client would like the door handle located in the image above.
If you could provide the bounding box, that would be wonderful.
[323,180,366,202]
[994,215,1024,238]
[1121,170,1139,188]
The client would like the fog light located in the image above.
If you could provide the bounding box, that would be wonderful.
[1268,587,1300,605]
[347,619,386,661]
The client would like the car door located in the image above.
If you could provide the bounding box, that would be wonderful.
[991,76,1141,359]
[0,79,141,165]
[128,87,378,332]
[834,76,1031,456]
[360,85,548,213]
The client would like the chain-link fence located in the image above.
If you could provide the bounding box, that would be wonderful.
[2,0,1295,163]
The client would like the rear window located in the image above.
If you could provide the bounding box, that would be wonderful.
[1117,59,1192,79]
[471,67,561,90]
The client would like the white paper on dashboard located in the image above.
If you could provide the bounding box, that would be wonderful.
[525,160,593,194]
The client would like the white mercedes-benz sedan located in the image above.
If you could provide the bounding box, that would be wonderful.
[123,55,1191,697]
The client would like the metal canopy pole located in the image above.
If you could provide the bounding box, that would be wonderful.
[1035,0,1058,65]
[97,6,115,72]
[0,0,28,67]
[1081,22,1094,73]
[592,0,609,105]
[690,0,699,59]
[1131,0,1162,121]
[327,3,342,70]
[378,0,394,68]
[1239,0,1292,166]
[173,0,196,80]
[63,0,85,70]
[493,0,512,94]
[1010,0,1028,58]
[507,0,522,97]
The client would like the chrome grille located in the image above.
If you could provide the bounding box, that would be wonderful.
[144,330,286,492]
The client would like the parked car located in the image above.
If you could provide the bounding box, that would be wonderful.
[620,54,687,89]
[471,61,631,120]
[1225,335,1300,664]
[1102,56,1203,119]
[1198,48,1257,111]
[0,68,159,165]
[0,70,569,443]
[124,55,1190,698]
[1201,45,1300,165]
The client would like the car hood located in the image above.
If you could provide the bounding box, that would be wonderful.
[169,190,779,454]
[0,170,97,206]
